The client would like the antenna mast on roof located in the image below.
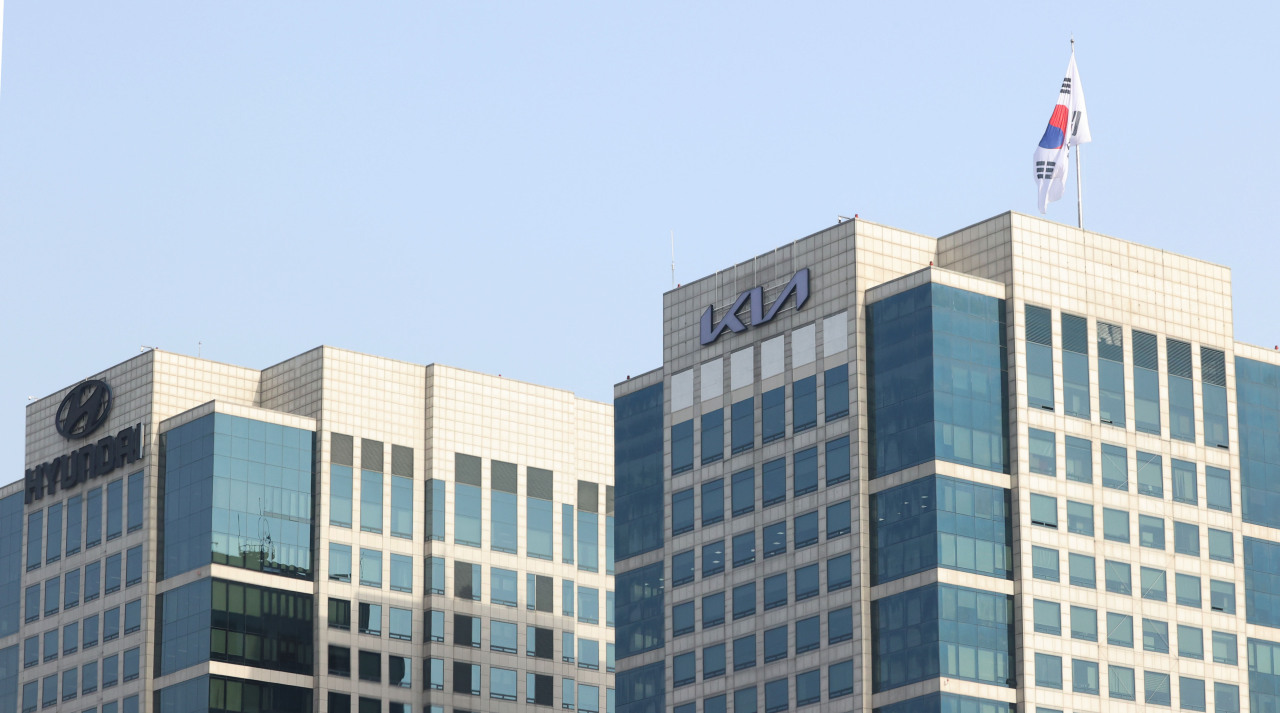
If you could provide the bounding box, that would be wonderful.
[671,230,676,288]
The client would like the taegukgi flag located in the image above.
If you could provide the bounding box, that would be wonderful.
[1034,52,1091,213]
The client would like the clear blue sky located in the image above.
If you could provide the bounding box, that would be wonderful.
[3,2,1277,479]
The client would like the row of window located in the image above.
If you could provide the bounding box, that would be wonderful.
[26,472,142,571]
[673,439,851,537]
[414,557,614,625]
[1028,428,1232,510]
[1024,305,1229,448]
[1033,654,1236,711]
[673,364,849,473]
[327,677,612,712]
[23,546,142,624]
[1032,599,1239,661]
[674,614,853,684]
[670,554,853,627]
[672,502,851,585]
[24,599,141,668]
[1030,494,1236,561]
[1030,545,1235,610]
[19,649,141,712]
[673,661,853,713]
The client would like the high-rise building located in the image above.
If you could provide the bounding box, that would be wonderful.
[614,211,1280,713]
[2,346,615,713]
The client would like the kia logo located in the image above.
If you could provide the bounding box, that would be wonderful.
[55,380,113,440]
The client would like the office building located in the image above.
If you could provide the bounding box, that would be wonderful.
[2,346,615,712]
[614,211,1279,713]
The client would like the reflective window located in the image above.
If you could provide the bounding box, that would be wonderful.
[829,606,853,644]
[106,478,123,541]
[1207,466,1232,512]
[105,553,121,593]
[703,643,726,679]
[1069,553,1095,588]
[701,541,724,577]
[1174,521,1200,556]
[763,573,787,611]
[1143,618,1170,653]
[359,470,383,533]
[1061,312,1090,418]
[1029,429,1056,475]
[828,553,852,590]
[672,488,693,535]
[1139,515,1165,550]
[825,364,849,420]
[426,479,445,541]
[1176,573,1201,608]
[84,561,100,602]
[426,556,444,594]
[45,503,61,565]
[731,398,754,454]
[1178,624,1204,659]
[329,543,351,582]
[452,614,478,647]
[1133,330,1160,434]
[125,545,142,586]
[762,458,786,507]
[1032,546,1058,581]
[1106,612,1133,647]
[1167,339,1195,442]
[763,625,787,663]
[701,479,724,526]
[762,387,785,443]
[794,511,818,548]
[796,615,820,653]
[701,409,724,464]
[390,475,412,539]
[1030,494,1057,528]
[827,500,851,538]
[1101,443,1128,490]
[826,436,850,485]
[733,582,755,620]
[732,530,755,567]
[1062,435,1092,483]
[455,478,482,548]
[1066,500,1092,535]
[1216,683,1240,713]
[26,511,41,571]
[793,447,818,497]
[671,419,694,475]
[578,587,599,624]
[63,569,79,610]
[1026,305,1054,410]
[1141,567,1167,601]
[577,507,599,572]
[454,561,480,600]
[1209,529,1234,562]
[1109,665,1135,700]
[734,634,756,671]
[527,492,554,561]
[1213,631,1237,664]
[673,602,694,637]
[1203,347,1228,448]
[731,469,755,517]
[1145,671,1171,707]
[359,549,381,588]
[703,592,725,628]
[1172,459,1197,505]
[127,470,143,532]
[1035,653,1062,689]
[1103,508,1129,543]
[389,554,412,593]
[330,465,353,527]
[1137,451,1163,498]
[1070,605,1096,641]
[1033,599,1060,634]
[1096,322,1126,427]
[86,487,102,548]
[763,520,786,558]
[793,375,817,432]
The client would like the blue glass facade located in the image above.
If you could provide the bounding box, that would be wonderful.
[868,283,1008,477]
[871,475,1012,584]
[1239,357,1280,528]
[160,413,315,580]
[0,494,23,638]
[875,692,1015,713]
[871,583,1015,691]
[615,384,664,561]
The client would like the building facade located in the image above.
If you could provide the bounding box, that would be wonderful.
[1,346,615,713]
[614,211,1280,713]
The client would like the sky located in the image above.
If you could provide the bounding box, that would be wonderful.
[2,2,1278,479]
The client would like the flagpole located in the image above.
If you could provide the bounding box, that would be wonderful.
[1075,145,1083,229]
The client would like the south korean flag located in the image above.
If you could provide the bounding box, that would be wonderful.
[1034,52,1091,214]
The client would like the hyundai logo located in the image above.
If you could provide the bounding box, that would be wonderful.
[55,380,112,440]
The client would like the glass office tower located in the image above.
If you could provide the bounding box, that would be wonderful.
[3,347,613,713]
[615,211,1276,713]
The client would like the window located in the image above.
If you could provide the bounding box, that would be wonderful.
[1139,515,1165,549]
[563,677,576,710]
[329,645,351,676]
[796,615,820,653]
[731,469,755,517]
[330,465,353,527]
[1213,631,1238,664]
[763,624,787,663]
[454,561,480,600]
[702,478,724,526]
[1065,435,1092,482]
[731,398,754,454]
[427,659,444,691]
[562,631,575,663]
[1181,676,1207,712]
[1033,599,1060,634]
[1178,624,1204,659]
[84,561,100,602]
[762,458,786,507]
[764,520,787,558]
[1030,493,1057,528]
[734,634,756,671]
[1143,618,1170,653]
[703,592,725,628]
[491,667,518,701]
[124,599,140,633]
[795,563,819,601]
[1032,546,1059,581]
[83,613,99,648]
[106,479,123,540]
[763,573,787,611]
[672,489,694,535]
[672,418,694,474]
[122,646,139,681]
[41,630,56,662]
[562,580,574,616]
[360,469,383,533]
[1103,508,1129,542]
[732,531,756,567]
[527,573,553,613]
[1066,500,1092,535]
[426,479,445,541]
[1175,521,1200,556]
[1176,573,1201,608]
[1203,347,1229,448]
[701,540,724,577]
[390,475,413,539]
[45,504,61,565]
[81,660,97,694]
[794,375,817,431]
[328,598,351,630]
[427,556,444,594]
[1211,579,1236,613]
[358,603,382,636]
[456,478,482,548]
[826,437,851,485]
[673,602,694,637]
[23,584,37,624]
[704,643,726,678]
[527,488,553,560]
[1026,305,1054,410]
[673,650,695,687]
[1167,338,1195,441]
[103,607,119,641]
[1209,528,1234,562]
[105,553,120,593]
[43,576,58,616]
[578,587,599,624]
[63,621,79,653]
[359,549,382,588]
[762,388,785,443]
[388,607,411,641]
[1137,451,1163,498]
[701,408,724,464]
[794,511,818,548]
[63,569,79,610]
[1097,322,1126,426]
[358,650,381,682]
[491,567,517,606]
[452,613,479,647]
[1029,429,1056,475]
[829,606,853,644]
[492,465,519,554]
[103,653,118,688]
[329,543,351,582]
[1061,313,1089,417]
[1109,665,1136,701]
[1141,567,1167,601]
[827,500,851,538]
[427,610,444,642]
[1073,659,1100,695]
[1101,443,1128,490]
[124,545,142,585]
[733,582,755,620]
[1132,330,1160,433]
[1035,653,1062,689]
[1069,553,1096,588]
[1145,671,1171,707]
[671,550,694,586]
[1106,613,1133,647]
[794,447,818,497]
[1172,459,1197,504]
[828,553,852,590]
[1070,606,1097,641]
[1206,465,1231,512]
[527,673,554,706]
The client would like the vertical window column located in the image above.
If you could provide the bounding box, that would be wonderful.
[454,454,482,548]
[1061,313,1090,419]
[1202,347,1229,449]
[1167,339,1195,442]
[491,461,519,554]
[1132,330,1161,435]
[1026,304,1055,411]
[527,467,555,560]
[578,481,599,573]
[1096,322,1126,427]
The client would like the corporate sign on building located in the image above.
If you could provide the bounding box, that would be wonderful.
[25,379,143,505]
[700,268,810,345]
